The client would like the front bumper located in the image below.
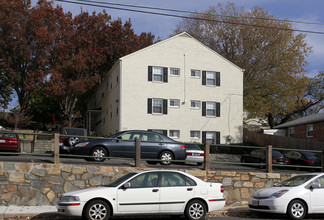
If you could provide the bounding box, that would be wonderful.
[57,202,86,216]
[248,198,286,214]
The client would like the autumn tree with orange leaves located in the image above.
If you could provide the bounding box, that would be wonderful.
[0,0,155,127]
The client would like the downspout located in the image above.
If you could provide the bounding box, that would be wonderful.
[118,59,122,131]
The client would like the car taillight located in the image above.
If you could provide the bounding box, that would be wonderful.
[305,159,314,163]
[7,140,18,144]
[286,159,290,163]
[180,146,186,149]
[187,152,192,155]
[220,186,224,193]
[272,158,277,162]
[200,153,205,156]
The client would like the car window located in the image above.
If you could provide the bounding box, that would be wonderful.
[106,172,137,187]
[276,175,316,187]
[0,133,16,138]
[186,144,201,150]
[313,176,324,188]
[119,132,141,141]
[142,133,163,142]
[64,129,85,136]
[128,172,158,188]
[272,151,283,157]
[161,172,186,187]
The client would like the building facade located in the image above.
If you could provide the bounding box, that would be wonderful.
[275,113,324,142]
[87,32,244,144]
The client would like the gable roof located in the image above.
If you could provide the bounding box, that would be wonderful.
[274,113,324,129]
[120,32,244,72]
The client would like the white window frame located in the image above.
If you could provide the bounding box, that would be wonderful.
[206,132,216,144]
[153,66,163,82]
[191,70,200,78]
[206,102,216,116]
[190,101,201,109]
[170,99,180,108]
[169,130,180,139]
[170,68,180,76]
[152,99,163,114]
[306,124,313,138]
[190,131,200,139]
[206,71,216,86]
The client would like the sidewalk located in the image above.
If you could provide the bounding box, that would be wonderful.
[0,205,253,219]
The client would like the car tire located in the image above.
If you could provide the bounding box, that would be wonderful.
[83,199,110,220]
[185,199,206,220]
[159,151,174,165]
[287,199,307,220]
[90,147,107,162]
[68,137,79,146]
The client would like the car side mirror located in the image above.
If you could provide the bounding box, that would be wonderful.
[123,182,131,189]
[310,183,320,190]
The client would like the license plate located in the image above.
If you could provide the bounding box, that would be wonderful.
[193,153,200,156]
[252,200,259,206]
[0,140,5,143]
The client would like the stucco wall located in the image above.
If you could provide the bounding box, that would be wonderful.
[0,162,292,207]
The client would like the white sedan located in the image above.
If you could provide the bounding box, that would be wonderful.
[57,170,225,220]
[249,173,324,220]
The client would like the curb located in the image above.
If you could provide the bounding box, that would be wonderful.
[0,206,57,220]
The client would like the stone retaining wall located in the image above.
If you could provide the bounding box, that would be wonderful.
[0,162,293,207]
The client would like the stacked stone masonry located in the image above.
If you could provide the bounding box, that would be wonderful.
[0,162,293,206]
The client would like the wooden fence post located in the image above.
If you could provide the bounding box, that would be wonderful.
[135,138,141,167]
[204,142,210,172]
[53,133,60,164]
[266,145,272,173]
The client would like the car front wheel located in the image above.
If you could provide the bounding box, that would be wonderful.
[287,199,307,220]
[90,147,107,162]
[159,151,173,165]
[84,199,110,220]
[185,200,206,220]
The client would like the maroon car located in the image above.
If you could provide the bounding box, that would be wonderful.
[0,132,20,152]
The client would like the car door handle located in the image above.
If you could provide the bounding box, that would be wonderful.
[158,143,164,146]
[187,188,193,191]
[152,189,159,192]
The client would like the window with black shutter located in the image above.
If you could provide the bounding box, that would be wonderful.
[202,71,206,85]
[147,98,152,114]
[216,102,220,117]
[202,102,206,116]
[216,72,220,86]
[163,67,168,82]
[216,132,220,144]
[148,66,153,81]
[163,99,168,114]
[202,131,206,144]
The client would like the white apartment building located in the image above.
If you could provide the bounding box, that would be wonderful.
[86,32,244,144]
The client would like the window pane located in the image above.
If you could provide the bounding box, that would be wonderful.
[170,68,180,76]
[169,130,179,138]
[191,70,200,77]
[191,101,200,109]
[129,173,158,188]
[170,99,180,107]
[161,172,186,187]
[206,71,216,85]
[206,132,215,144]
[153,99,162,113]
[206,102,216,116]
[190,131,200,138]
[153,67,163,82]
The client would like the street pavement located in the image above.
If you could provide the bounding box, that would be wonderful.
[2,205,324,220]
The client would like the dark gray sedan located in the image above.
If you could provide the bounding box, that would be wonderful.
[70,130,187,165]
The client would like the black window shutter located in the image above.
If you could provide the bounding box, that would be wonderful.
[216,72,220,86]
[148,98,152,114]
[202,131,206,144]
[163,67,168,82]
[148,66,152,81]
[163,99,168,114]
[202,102,206,116]
[163,130,167,136]
[202,71,206,85]
[216,132,220,144]
[216,102,220,117]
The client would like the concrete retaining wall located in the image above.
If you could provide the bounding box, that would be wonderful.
[0,162,293,207]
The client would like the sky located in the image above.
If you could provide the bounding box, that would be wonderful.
[7,0,324,110]
[37,0,324,78]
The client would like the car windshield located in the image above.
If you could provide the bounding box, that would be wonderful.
[272,151,283,157]
[0,133,16,138]
[186,144,201,150]
[302,152,318,159]
[105,172,138,187]
[275,175,316,187]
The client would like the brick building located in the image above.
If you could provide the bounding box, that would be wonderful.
[274,113,324,142]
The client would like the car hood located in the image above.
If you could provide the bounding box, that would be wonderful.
[253,187,292,198]
[62,187,116,201]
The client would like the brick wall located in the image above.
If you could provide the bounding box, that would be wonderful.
[293,121,324,142]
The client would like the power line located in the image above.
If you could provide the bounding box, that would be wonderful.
[54,0,324,35]
[70,0,324,26]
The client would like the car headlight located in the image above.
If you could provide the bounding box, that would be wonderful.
[270,190,289,198]
[61,196,80,202]
[75,142,89,147]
